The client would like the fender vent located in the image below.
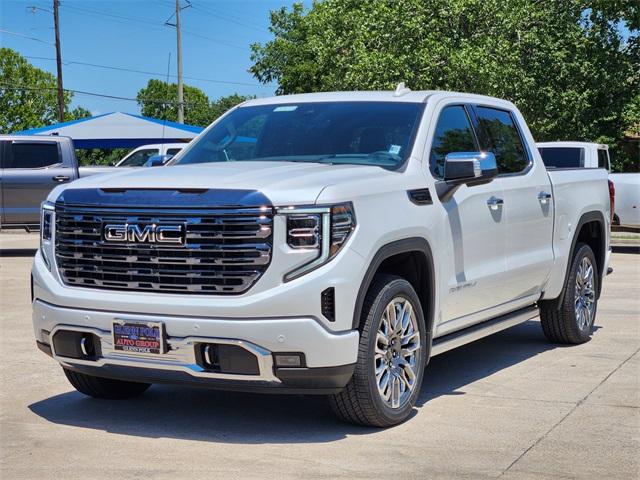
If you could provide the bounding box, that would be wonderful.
[321,287,335,322]
[408,188,432,205]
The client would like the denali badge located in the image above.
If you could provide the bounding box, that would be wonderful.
[103,223,186,245]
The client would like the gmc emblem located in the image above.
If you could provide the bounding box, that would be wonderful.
[103,223,186,245]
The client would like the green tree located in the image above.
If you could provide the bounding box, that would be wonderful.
[136,79,212,126]
[65,106,92,122]
[0,47,74,133]
[75,148,129,167]
[136,80,253,127]
[250,0,639,171]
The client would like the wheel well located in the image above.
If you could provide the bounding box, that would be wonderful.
[376,251,431,328]
[575,220,605,280]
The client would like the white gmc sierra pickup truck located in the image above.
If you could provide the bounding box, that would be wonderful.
[32,89,612,427]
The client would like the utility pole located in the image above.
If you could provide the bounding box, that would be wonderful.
[53,0,64,122]
[175,0,184,123]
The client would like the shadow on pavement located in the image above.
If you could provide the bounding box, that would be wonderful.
[611,245,639,254]
[29,320,565,443]
[0,248,37,257]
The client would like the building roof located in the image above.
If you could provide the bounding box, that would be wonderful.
[13,112,204,149]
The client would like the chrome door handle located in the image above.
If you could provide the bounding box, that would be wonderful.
[52,175,70,182]
[487,196,504,210]
[538,191,552,204]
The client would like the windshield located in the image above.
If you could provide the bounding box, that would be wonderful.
[173,101,425,169]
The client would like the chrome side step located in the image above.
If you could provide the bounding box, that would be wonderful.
[431,305,539,357]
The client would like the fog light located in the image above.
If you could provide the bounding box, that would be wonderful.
[274,353,305,367]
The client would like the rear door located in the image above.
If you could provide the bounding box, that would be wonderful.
[473,106,554,303]
[1,140,71,226]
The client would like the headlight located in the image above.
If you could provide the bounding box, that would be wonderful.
[40,201,55,270]
[280,202,356,281]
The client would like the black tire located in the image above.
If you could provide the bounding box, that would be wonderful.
[63,368,151,399]
[539,243,599,344]
[329,274,427,427]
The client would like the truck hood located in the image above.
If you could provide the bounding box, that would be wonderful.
[56,161,393,205]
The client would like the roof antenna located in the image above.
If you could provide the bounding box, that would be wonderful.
[394,82,411,97]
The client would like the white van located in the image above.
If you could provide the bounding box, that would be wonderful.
[116,143,188,167]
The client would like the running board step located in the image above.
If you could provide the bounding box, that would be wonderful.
[431,305,539,357]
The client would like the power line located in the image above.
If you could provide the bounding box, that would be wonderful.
[190,4,264,32]
[0,28,53,45]
[60,3,247,50]
[24,55,276,88]
[0,82,204,105]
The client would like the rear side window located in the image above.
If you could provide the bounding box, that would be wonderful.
[475,107,529,174]
[597,149,610,170]
[429,105,478,179]
[538,147,584,168]
[166,148,182,156]
[5,142,60,169]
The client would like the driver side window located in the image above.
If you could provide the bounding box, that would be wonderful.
[429,105,477,179]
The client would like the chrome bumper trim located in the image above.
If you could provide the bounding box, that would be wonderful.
[49,324,280,383]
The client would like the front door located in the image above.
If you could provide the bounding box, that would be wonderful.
[428,104,510,334]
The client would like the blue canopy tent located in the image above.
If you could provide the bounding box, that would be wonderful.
[14,112,204,148]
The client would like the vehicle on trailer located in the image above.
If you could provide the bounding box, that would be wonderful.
[32,88,611,426]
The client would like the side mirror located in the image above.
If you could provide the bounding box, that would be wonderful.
[444,152,498,183]
[438,152,499,201]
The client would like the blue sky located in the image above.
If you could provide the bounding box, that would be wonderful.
[0,0,303,117]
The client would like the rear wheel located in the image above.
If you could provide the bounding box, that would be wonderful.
[63,368,151,399]
[329,274,426,427]
[540,243,598,344]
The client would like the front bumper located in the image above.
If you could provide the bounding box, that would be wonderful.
[33,299,358,394]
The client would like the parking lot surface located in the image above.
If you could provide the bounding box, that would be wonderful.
[1,235,638,479]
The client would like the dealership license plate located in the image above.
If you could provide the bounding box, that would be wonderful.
[112,321,166,355]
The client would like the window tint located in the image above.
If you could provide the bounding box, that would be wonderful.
[597,148,610,170]
[429,105,477,179]
[538,147,584,168]
[166,148,182,156]
[475,107,528,174]
[6,142,60,169]
[120,148,158,167]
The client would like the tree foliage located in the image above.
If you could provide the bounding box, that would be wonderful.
[250,0,640,171]
[136,79,253,127]
[0,48,74,133]
[0,48,92,133]
[136,79,212,126]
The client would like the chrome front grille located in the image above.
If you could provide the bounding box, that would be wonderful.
[54,206,273,294]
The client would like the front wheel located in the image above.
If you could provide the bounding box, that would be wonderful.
[540,243,599,344]
[329,274,427,427]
